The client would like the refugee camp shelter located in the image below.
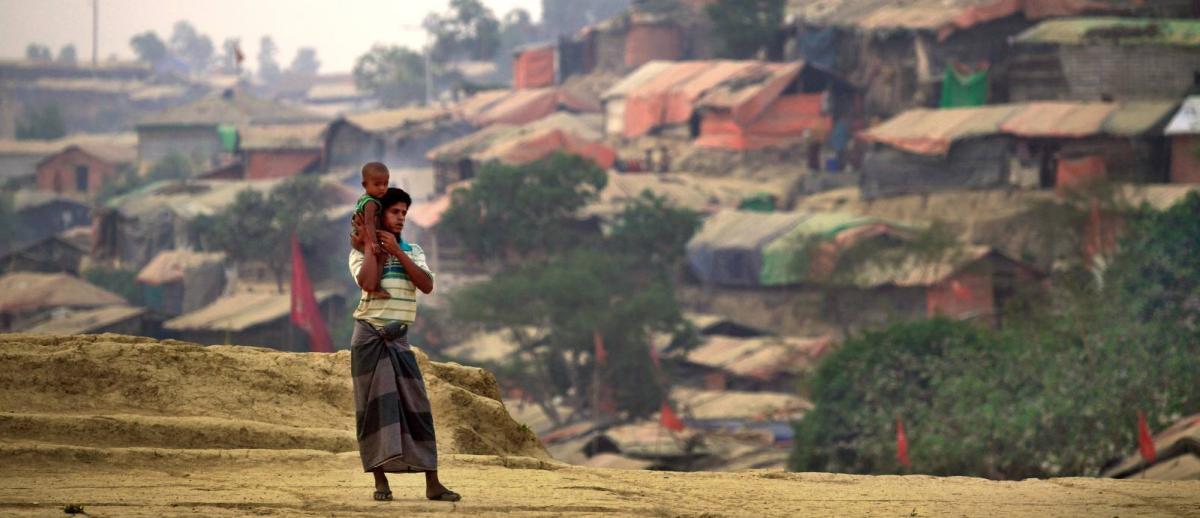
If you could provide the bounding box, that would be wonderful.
[238,123,325,180]
[1010,17,1200,102]
[454,86,601,127]
[426,112,615,194]
[321,107,470,171]
[829,246,1045,327]
[680,334,832,392]
[9,190,90,244]
[0,272,127,331]
[35,140,136,196]
[1102,413,1200,480]
[513,42,557,89]
[135,249,227,316]
[163,290,344,352]
[23,305,161,336]
[0,235,85,275]
[859,101,1176,198]
[136,90,326,168]
[1164,95,1200,183]
[784,0,1184,117]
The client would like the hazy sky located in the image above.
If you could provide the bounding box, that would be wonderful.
[0,0,542,73]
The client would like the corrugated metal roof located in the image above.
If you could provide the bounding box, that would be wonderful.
[24,305,146,334]
[163,289,337,332]
[427,112,606,163]
[788,0,1137,34]
[0,272,127,313]
[999,102,1116,138]
[136,249,226,286]
[1015,17,1200,47]
[863,102,1175,155]
[851,245,998,288]
[1165,96,1200,135]
[239,123,327,150]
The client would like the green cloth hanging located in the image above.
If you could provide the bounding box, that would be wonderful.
[217,124,238,152]
[940,64,988,108]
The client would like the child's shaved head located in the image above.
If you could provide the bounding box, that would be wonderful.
[361,161,389,180]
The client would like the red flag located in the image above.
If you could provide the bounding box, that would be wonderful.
[660,401,685,432]
[1137,410,1157,464]
[896,417,911,467]
[290,235,333,353]
[593,329,608,366]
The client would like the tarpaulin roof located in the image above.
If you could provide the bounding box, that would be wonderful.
[163,290,337,332]
[0,272,126,313]
[1015,17,1200,47]
[136,249,227,286]
[846,245,1041,289]
[686,210,810,287]
[601,61,676,101]
[1165,96,1200,136]
[684,335,832,381]
[341,107,448,134]
[671,387,813,422]
[1102,413,1200,479]
[457,87,602,127]
[406,180,471,229]
[139,91,326,128]
[787,0,1138,38]
[759,213,910,286]
[584,171,788,220]
[624,60,763,137]
[239,123,326,150]
[861,101,1176,155]
[427,112,615,168]
[23,305,147,334]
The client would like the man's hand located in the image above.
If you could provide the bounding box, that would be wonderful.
[378,231,403,258]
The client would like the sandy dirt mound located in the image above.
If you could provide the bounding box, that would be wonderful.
[0,333,548,459]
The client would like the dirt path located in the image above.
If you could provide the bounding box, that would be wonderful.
[2,447,1198,517]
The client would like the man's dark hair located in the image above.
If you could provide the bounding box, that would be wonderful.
[380,187,412,210]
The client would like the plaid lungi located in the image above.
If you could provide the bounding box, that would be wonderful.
[350,320,438,472]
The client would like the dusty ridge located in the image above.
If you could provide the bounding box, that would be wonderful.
[0,333,549,459]
[2,333,1198,517]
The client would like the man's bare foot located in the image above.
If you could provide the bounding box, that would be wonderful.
[372,470,391,501]
[425,471,461,502]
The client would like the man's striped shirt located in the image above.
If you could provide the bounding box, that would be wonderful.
[348,243,432,326]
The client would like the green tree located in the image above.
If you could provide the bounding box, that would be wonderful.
[57,44,77,64]
[16,104,66,140]
[790,195,1200,478]
[258,36,281,84]
[705,0,786,59]
[288,47,320,77]
[130,31,168,65]
[353,45,426,107]
[443,154,701,423]
[424,0,502,62]
[439,153,607,267]
[169,20,214,76]
[24,43,52,61]
[193,175,336,292]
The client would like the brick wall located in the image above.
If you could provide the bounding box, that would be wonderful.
[244,149,320,180]
[36,147,119,195]
[1171,135,1200,183]
[1054,45,1200,100]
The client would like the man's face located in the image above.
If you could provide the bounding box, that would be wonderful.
[382,202,408,234]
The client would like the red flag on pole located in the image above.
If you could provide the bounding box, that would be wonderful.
[290,235,333,353]
[1137,410,1157,464]
[660,401,685,432]
[896,417,911,467]
[593,329,608,366]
